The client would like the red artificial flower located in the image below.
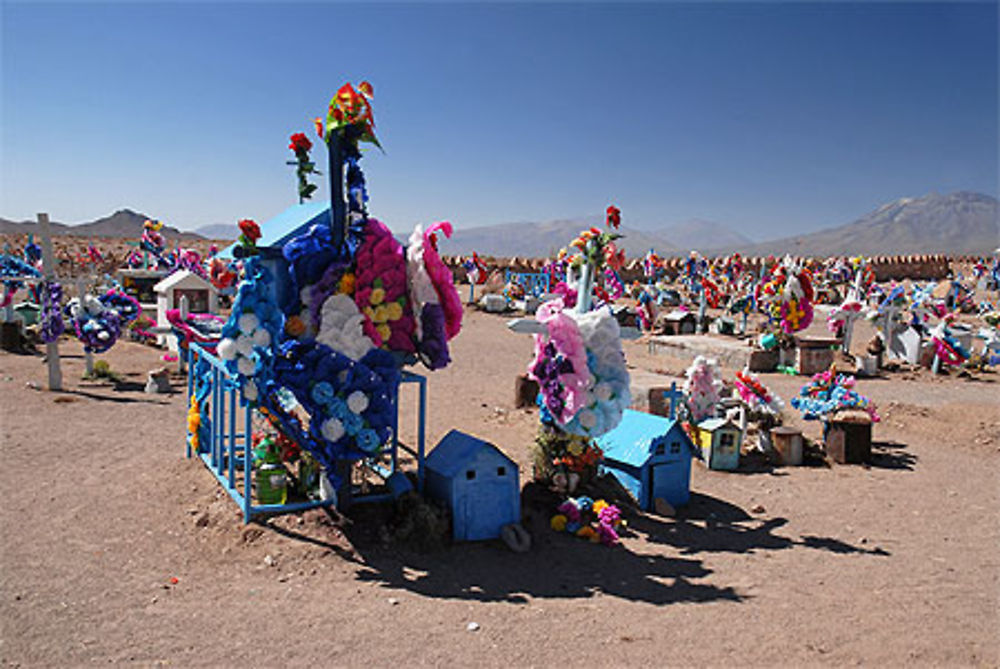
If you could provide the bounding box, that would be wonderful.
[288,132,312,154]
[606,205,621,229]
[604,242,625,271]
[314,117,324,139]
[238,219,261,243]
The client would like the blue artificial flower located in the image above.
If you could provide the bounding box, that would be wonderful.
[356,428,381,454]
[311,381,335,406]
[328,396,350,420]
[342,410,363,436]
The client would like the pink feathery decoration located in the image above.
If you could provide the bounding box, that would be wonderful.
[422,222,463,340]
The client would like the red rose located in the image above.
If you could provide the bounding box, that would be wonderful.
[238,219,261,243]
[288,132,312,154]
[606,205,621,229]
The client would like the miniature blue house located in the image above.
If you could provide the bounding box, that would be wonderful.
[597,409,697,510]
[425,430,520,541]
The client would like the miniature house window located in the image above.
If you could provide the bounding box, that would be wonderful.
[497,466,506,477]
[466,469,476,480]
[654,443,665,455]
[670,441,681,454]
[719,432,736,451]
[174,288,208,313]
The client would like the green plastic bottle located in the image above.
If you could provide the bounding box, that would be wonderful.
[254,437,288,505]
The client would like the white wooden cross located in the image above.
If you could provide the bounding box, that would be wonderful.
[37,213,62,390]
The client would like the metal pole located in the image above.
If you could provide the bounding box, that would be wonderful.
[327,130,347,252]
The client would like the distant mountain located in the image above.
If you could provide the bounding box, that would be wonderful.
[733,192,998,257]
[437,217,679,258]
[191,223,238,240]
[658,218,754,253]
[0,208,204,241]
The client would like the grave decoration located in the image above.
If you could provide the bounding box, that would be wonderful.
[526,206,631,490]
[928,315,971,370]
[63,288,141,354]
[0,252,41,310]
[760,256,814,335]
[549,496,624,546]
[194,81,464,499]
[733,368,783,416]
[682,355,723,423]
[39,281,64,343]
[790,366,879,423]
[287,132,321,203]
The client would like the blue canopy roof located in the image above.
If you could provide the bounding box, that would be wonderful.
[218,200,331,259]
[596,409,696,468]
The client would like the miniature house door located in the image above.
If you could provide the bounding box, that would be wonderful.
[649,439,688,507]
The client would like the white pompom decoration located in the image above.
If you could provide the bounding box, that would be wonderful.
[243,380,258,401]
[235,334,254,357]
[347,390,369,414]
[217,338,237,361]
[321,417,345,442]
[236,355,256,376]
[238,312,260,335]
[252,328,271,348]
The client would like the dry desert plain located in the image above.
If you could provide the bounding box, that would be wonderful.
[1,299,998,667]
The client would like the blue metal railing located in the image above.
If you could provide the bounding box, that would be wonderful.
[186,341,427,522]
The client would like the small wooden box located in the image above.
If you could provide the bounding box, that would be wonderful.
[795,337,839,376]
[823,412,872,464]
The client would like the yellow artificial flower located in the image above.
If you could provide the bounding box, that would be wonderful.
[373,304,389,323]
[576,526,599,542]
[550,514,567,532]
[376,323,391,342]
[384,301,403,321]
[370,287,386,306]
[363,306,376,321]
[567,439,585,457]
[593,500,608,515]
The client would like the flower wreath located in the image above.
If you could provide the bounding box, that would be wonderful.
[98,290,141,324]
[39,281,64,344]
[734,368,783,415]
[790,368,879,422]
[528,299,590,426]
[354,217,416,352]
[66,294,122,353]
[268,339,399,471]
[407,221,463,369]
[217,258,284,399]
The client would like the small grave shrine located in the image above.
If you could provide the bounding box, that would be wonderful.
[155,269,218,350]
[425,430,520,542]
[695,416,742,471]
[597,407,697,510]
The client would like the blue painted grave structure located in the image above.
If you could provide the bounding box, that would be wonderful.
[185,84,459,521]
[425,430,520,541]
[597,400,697,510]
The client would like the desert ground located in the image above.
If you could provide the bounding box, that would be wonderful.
[1,297,998,667]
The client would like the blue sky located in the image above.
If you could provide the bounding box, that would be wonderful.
[2,1,997,240]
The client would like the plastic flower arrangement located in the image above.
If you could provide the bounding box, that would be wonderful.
[407,221,463,369]
[790,366,879,423]
[733,368,783,416]
[140,220,165,256]
[39,281,64,343]
[928,316,971,367]
[760,257,815,334]
[321,81,380,149]
[65,293,123,354]
[683,355,723,423]
[288,132,320,203]
[549,497,624,547]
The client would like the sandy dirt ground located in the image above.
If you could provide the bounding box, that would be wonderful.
[1,306,998,667]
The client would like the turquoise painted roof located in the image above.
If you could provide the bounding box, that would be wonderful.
[219,200,331,258]
[426,430,514,478]
[597,409,695,467]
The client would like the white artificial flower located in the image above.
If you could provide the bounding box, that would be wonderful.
[346,390,369,414]
[243,379,258,401]
[321,417,345,442]
[217,338,237,361]
[252,328,271,348]
[316,294,375,361]
[578,410,597,431]
[593,382,613,403]
[236,355,256,376]
[238,312,260,335]
[235,334,254,357]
